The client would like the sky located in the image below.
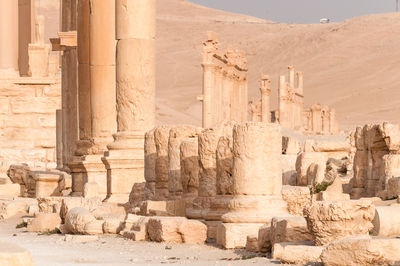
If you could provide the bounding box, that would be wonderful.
[189,0,397,23]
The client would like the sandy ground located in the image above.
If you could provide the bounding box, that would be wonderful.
[0,216,278,266]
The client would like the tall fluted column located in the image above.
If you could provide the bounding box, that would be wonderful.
[103,0,156,203]
[0,0,19,77]
[202,64,214,128]
[260,75,271,123]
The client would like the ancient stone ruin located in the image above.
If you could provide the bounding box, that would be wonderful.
[0,0,400,265]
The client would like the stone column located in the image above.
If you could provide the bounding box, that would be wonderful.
[279,75,289,128]
[70,0,116,198]
[144,129,156,200]
[240,77,248,122]
[202,63,215,128]
[103,0,155,203]
[288,65,295,89]
[154,126,171,200]
[260,75,271,123]
[297,72,304,95]
[311,104,322,134]
[215,67,223,126]
[18,0,35,76]
[221,70,230,122]
[180,138,199,212]
[0,0,19,77]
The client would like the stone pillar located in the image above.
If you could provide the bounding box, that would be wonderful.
[240,77,248,122]
[215,67,223,125]
[311,104,322,134]
[0,0,19,77]
[288,65,295,89]
[154,126,171,200]
[279,75,289,128]
[144,129,156,200]
[297,72,303,95]
[202,64,215,128]
[103,0,155,203]
[222,70,230,122]
[187,128,220,219]
[28,16,51,77]
[70,0,116,198]
[56,109,63,170]
[168,126,201,200]
[260,75,271,123]
[180,139,199,213]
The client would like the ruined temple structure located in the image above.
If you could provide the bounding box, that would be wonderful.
[199,32,248,128]
[251,66,339,135]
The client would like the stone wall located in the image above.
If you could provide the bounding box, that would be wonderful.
[0,79,60,176]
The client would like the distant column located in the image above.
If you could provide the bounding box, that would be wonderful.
[202,63,215,128]
[278,75,289,128]
[260,75,271,123]
[288,65,295,89]
[0,0,19,76]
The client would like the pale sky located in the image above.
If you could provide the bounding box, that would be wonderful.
[189,0,397,23]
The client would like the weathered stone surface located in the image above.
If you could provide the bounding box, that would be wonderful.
[27,212,61,232]
[281,185,310,215]
[180,139,199,207]
[37,197,63,213]
[282,154,297,186]
[128,182,145,207]
[317,176,350,201]
[296,152,326,186]
[306,163,325,185]
[203,220,221,240]
[154,126,171,200]
[257,224,271,253]
[83,220,103,235]
[272,242,323,264]
[60,197,101,221]
[0,199,31,219]
[65,207,96,234]
[63,234,99,243]
[372,206,400,237]
[304,200,375,245]
[147,217,206,244]
[387,177,400,199]
[144,129,156,200]
[217,222,263,249]
[270,216,312,246]
[216,136,233,195]
[102,217,123,234]
[321,236,400,266]
[0,183,20,197]
[245,234,259,252]
[0,241,34,266]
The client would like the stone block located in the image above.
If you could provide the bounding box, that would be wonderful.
[216,223,263,249]
[316,177,350,201]
[270,216,312,246]
[83,220,104,235]
[372,206,400,237]
[147,217,186,243]
[178,219,207,244]
[0,241,34,266]
[203,220,221,240]
[296,152,326,186]
[257,224,271,253]
[321,236,400,266]
[27,212,61,233]
[10,97,60,114]
[303,200,375,245]
[245,234,259,252]
[272,242,323,264]
[60,197,101,220]
[387,177,400,199]
[281,185,310,215]
[63,234,99,243]
[102,217,123,234]
[37,197,63,213]
[0,199,30,219]
[65,207,96,234]
[281,154,297,186]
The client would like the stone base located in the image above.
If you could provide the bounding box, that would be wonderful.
[216,222,264,249]
[32,172,62,198]
[203,220,222,240]
[0,184,20,197]
[69,155,107,199]
[139,200,185,217]
[102,148,145,204]
[206,195,288,223]
[186,196,214,219]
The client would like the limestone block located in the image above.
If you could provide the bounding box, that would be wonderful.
[216,223,263,249]
[306,163,325,185]
[203,220,221,240]
[60,197,101,220]
[387,177,400,199]
[144,182,155,201]
[281,185,310,216]
[154,126,171,200]
[84,220,104,235]
[312,140,351,153]
[65,207,96,234]
[245,235,259,252]
[102,217,123,234]
[144,129,156,200]
[28,204,39,216]
[321,236,400,266]
[303,200,375,245]
[37,197,63,213]
[281,154,297,186]
[178,219,207,244]
[379,123,400,152]
[372,206,400,237]
[317,176,350,201]
[168,126,201,199]
[216,136,233,195]
[180,139,199,197]
[0,199,30,219]
[147,217,186,243]
[282,136,300,155]
[128,182,145,207]
[257,224,271,253]
[270,216,312,246]
[122,229,147,241]
[28,44,50,77]
[272,242,323,264]
[63,234,99,243]
[120,214,145,232]
[83,182,99,199]
[0,183,20,197]
[31,171,62,197]
[140,200,168,216]
[296,152,326,186]
[0,241,34,266]
[27,212,61,233]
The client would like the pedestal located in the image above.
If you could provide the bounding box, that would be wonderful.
[28,43,50,77]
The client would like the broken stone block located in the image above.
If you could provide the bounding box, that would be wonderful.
[387,177,400,199]
[245,234,259,252]
[147,217,207,244]
[270,216,312,246]
[203,220,221,240]
[272,242,323,264]
[37,197,63,213]
[65,207,96,234]
[0,199,31,219]
[178,219,207,244]
[321,236,400,266]
[27,212,61,233]
[371,205,400,237]
[60,197,101,221]
[282,154,297,186]
[316,176,350,201]
[281,185,310,216]
[257,224,271,253]
[296,152,326,186]
[303,200,375,245]
[306,163,325,185]
[0,241,34,266]
[83,220,104,235]
[216,223,263,249]
[63,234,99,243]
[31,171,63,197]
[102,217,123,234]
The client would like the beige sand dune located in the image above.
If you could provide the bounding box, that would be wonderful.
[40,0,400,130]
